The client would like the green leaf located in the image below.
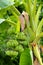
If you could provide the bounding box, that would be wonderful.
[22,1,29,14]
[0,19,5,24]
[32,0,37,19]
[0,0,14,10]
[11,6,21,16]
[0,22,9,33]
[19,48,33,65]
[14,0,22,7]
[35,32,43,42]
[0,7,9,18]
[27,0,34,29]
[34,5,42,31]
[7,26,16,34]
[36,19,43,36]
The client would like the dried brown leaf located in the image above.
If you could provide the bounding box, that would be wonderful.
[19,14,25,31]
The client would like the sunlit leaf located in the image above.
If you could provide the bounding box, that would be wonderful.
[16,20,20,33]
[0,0,14,10]
[0,19,5,24]
[19,48,33,65]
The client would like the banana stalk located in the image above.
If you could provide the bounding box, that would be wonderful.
[32,42,43,65]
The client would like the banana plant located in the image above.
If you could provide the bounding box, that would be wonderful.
[19,0,43,65]
[0,0,43,65]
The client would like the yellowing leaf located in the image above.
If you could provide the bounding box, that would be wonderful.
[16,20,20,33]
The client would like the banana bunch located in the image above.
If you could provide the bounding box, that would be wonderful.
[5,31,29,60]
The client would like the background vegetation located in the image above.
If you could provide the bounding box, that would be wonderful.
[0,0,43,65]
